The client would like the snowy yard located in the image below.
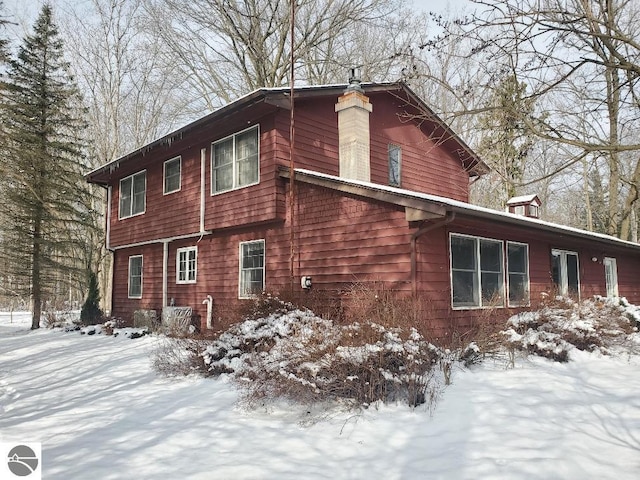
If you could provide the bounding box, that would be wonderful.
[1,312,640,479]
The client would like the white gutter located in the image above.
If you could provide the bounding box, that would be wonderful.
[110,230,212,250]
[200,148,206,232]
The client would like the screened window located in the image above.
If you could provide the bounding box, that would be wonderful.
[239,240,265,298]
[603,257,618,297]
[388,144,401,187]
[176,247,197,284]
[212,126,259,194]
[164,156,181,194]
[450,234,504,308]
[551,249,580,298]
[507,242,529,306]
[128,255,143,298]
[119,171,146,219]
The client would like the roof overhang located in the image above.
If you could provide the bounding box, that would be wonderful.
[284,168,640,252]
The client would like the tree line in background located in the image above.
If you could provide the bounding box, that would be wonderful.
[0,0,639,326]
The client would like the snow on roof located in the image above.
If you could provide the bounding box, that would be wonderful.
[293,168,640,250]
[506,194,539,205]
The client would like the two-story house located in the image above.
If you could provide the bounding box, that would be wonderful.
[86,79,640,335]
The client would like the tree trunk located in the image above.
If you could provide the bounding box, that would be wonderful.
[31,212,42,330]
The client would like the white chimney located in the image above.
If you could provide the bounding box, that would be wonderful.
[335,69,372,182]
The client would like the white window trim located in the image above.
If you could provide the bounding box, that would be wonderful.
[128,255,143,299]
[238,239,265,299]
[603,257,619,297]
[119,170,146,220]
[176,246,197,284]
[211,124,260,196]
[551,248,580,298]
[163,156,182,195]
[449,233,505,310]
[506,241,530,307]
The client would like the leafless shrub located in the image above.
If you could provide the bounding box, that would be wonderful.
[502,296,640,362]
[151,335,214,377]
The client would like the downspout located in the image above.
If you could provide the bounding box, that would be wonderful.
[200,148,206,233]
[162,241,169,309]
[106,185,113,316]
[411,211,456,295]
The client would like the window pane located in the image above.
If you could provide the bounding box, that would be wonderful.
[214,139,233,167]
[120,177,132,217]
[165,159,181,193]
[567,253,579,295]
[452,270,478,306]
[388,145,401,186]
[451,236,476,270]
[508,244,527,274]
[480,240,501,272]
[236,129,258,186]
[481,272,503,303]
[551,251,561,286]
[132,173,145,215]
[129,257,142,297]
[240,241,264,297]
[509,273,528,304]
[214,164,233,192]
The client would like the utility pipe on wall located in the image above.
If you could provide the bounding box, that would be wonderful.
[410,211,456,295]
[202,295,213,329]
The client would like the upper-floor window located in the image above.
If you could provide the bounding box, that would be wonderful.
[450,234,504,308]
[128,255,143,298]
[212,125,259,194]
[551,249,579,298]
[119,171,146,219]
[239,239,265,298]
[164,156,181,194]
[388,144,401,187]
[176,246,197,284]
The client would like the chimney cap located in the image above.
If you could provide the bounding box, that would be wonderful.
[346,66,363,92]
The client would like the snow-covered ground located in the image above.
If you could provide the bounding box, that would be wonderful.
[1,312,639,479]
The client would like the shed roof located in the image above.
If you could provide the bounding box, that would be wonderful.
[287,169,640,252]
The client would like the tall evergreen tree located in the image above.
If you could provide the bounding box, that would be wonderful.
[0,4,89,329]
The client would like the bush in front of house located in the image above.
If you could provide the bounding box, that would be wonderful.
[200,300,447,408]
[502,296,640,362]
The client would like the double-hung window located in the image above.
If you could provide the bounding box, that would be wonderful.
[212,126,259,194]
[239,240,265,298]
[603,257,618,297]
[551,249,580,298]
[176,247,197,284]
[128,255,143,299]
[388,144,401,187]
[119,171,146,219]
[164,156,181,194]
[450,234,504,308]
[507,242,529,306]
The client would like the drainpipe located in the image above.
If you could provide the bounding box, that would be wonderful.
[200,148,206,233]
[202,295,213,329]
[162,241,169,309]
[410,211,456,295]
